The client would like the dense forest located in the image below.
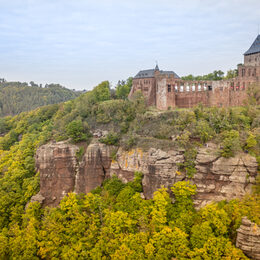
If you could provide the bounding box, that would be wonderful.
[0,80,81,117]
[0,80,259,259]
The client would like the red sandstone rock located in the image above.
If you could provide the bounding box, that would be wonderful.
[35,141,258,209]
[236,217,260,260]
[35,141,79,207]
[75,142,113,194]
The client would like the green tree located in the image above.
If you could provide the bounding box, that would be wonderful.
[92,81,111,102]
[66,120,87,143]
[220,130,241,157]
[115,77,132,100]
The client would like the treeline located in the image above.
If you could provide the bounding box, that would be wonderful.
[0,80,259,259]
[1,175,259,259]
[0,81,82,117]
[181,69,238,81]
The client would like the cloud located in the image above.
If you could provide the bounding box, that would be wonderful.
[0,0,259,89]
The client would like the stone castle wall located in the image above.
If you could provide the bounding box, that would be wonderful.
[131,67,259,110]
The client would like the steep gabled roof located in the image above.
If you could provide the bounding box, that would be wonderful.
[160,70,180,79]
[134,68,180,79]
[134,69,155,78]
[244,34,260,56]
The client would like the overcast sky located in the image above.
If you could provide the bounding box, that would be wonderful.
[0,0,260,90]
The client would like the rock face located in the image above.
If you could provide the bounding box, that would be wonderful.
[110,148,185,199]
[236,217,260,259]
[193,144,258,208]
[35,141,258,208]
[35,141,79,207]
[35,141,113,207]
[75,143,113,194]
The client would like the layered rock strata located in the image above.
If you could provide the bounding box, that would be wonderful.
[110,147,185,199]
[35,141,258,209]
[236,217,260,260]
[35,141,79,207]
[35,141,112,207]
[193,143,258,208]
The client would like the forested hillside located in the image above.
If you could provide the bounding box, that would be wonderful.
[0,81,81,116]
[0,81,259,259]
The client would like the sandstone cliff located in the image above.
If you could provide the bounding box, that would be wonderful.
[34,141,113,207]
[34,141,258,209]
[236,217,260,260]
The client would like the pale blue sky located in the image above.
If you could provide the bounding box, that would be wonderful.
[0,0,259,90]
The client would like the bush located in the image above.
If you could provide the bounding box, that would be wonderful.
[100,132,119,146]
[194,120,214,143]
[103,175,126,196]
[220,130,241,157]
[66,120,87,143]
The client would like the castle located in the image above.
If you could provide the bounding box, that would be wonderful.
[129,34,260,110]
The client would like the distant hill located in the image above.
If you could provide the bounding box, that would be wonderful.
[0,81,82,116]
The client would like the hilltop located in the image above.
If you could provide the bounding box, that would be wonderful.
[0,80,259,259]
[0,80,82,117]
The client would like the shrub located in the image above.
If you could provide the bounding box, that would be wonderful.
[76,147,84,161]
[220,130,241,157]
[100,132,119,146]
[194,120,214,143]
[103,175,125,196]
[66,120,87,143]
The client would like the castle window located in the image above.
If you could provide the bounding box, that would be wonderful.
[175,85,178,92]
[144,87,149,92]
[186,85,190,92]
[204,84,207,91]
[242,69,245,77]
[198,84,201,91]
[236,82,240,91]
[192,85,195,91]
[208,85,212,91]
[253,68,256,76]
[242,82,245,90]
[180,86,184,92]
[168,85,171,92]
[230,82,234,90]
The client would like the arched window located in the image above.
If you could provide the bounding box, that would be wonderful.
[198,84,201,91]
[192,85,195,91]
[180,86,184,92]
[186,85,190,92]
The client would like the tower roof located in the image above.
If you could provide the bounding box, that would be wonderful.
[244,34,260,56]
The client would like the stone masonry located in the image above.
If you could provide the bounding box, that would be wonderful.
[129,34,260,110]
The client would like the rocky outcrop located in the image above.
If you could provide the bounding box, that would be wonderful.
[193,144,258,208]
[236,217,260,259]
[35,141,113,207]
[35,141,79,207]
[35,141,258,208]
[110,147,186,199]
[75,143,113,194]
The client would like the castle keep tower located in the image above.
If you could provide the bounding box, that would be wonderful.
[129,35,260,110]
[238,34,260,82]
[244,34,260,66]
